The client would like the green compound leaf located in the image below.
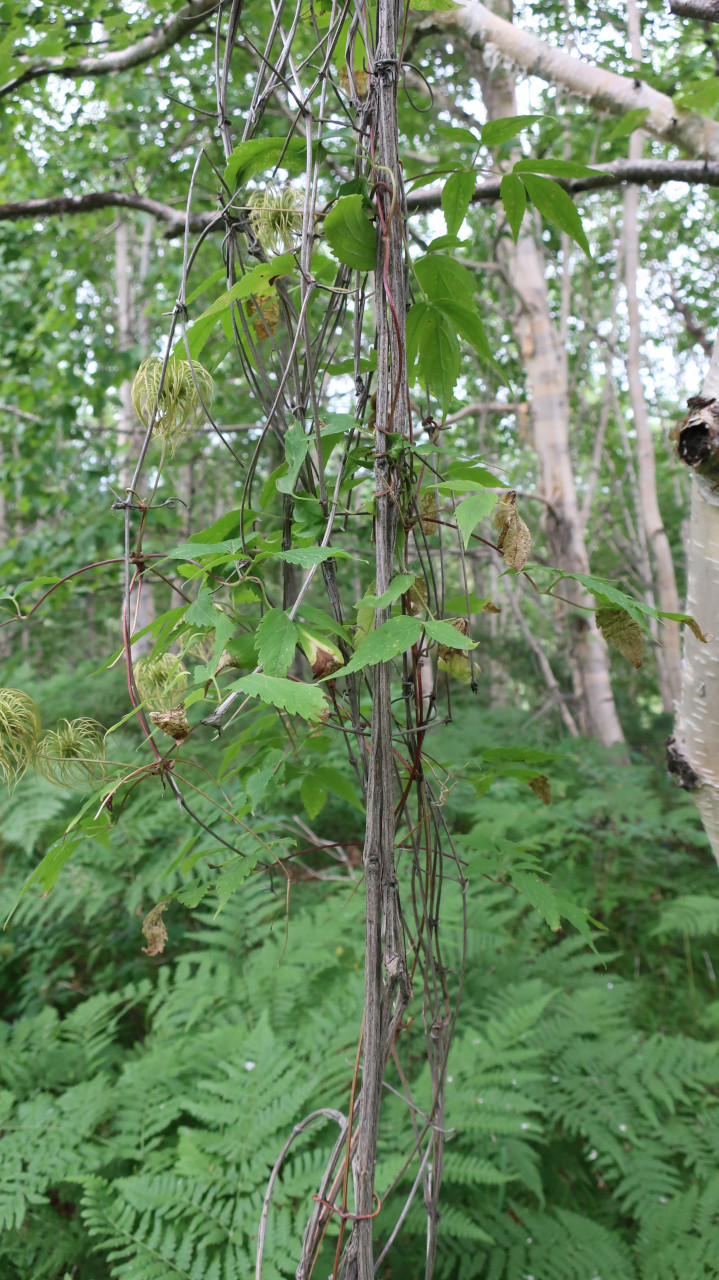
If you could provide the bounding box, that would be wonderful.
[442,169,476,236]
[500,173,527,243]
[424,619,478,649]
[255,609,299,678]
[323,194,376,270]
[229,673,328,721]
[329,615,421,678]
[520,173,591,257]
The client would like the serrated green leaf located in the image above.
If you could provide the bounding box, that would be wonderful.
[185,584,217,629]
[435,298,499,373]
[481,115,543,147]
[500,173,527,243]
[555,572,704,637]
[230,673,328,720]
[271,546,360,568]
[331,615,421,677]
[323,195,376,270]
[214,853,260,915]
[414,253,475,304]
[424,619,478,649]
[511,870,562,932]
[455,491,497,548]
[407,301,461,413]
[520,173,591,257]
[192,253,297,325]
[442,169,476,236]
[357,573,415,609]
[255,609,299,677]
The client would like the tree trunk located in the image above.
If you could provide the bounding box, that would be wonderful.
[115,217,155,654]
[671,336,719,863]
[624,0,682,710]
[473,0,625,746]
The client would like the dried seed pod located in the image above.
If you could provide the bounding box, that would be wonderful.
[135,654,188,713]
[246,294,280,341]
[131,357,214,454]
[149,706,190,742]
[36,718,107,789]
[247,184,303,254]
[0,689,41,785]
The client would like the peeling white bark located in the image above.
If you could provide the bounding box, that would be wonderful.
[675,338,719,863]
[450,0,719,160]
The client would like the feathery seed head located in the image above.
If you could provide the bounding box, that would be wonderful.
[0,689,41,785]
[131,357,214,453]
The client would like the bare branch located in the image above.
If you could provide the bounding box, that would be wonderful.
[0,190,208,234]
[0,0,220,100]
[4,160,719,239]
[670,0,719,19]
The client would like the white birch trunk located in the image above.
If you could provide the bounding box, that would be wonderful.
[624,1,682,708]
[673,338,719,863]
[473,7,625,745]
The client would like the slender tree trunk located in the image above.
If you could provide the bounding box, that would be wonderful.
[624,0,682,709]
[473,1,625,746]
[343,4,411,1275]
[115,217,155,654]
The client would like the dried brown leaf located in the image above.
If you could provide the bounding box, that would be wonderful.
[494,491,533,571]
[528,775,552,805]
[149,705,190,741]
[419,489,439,536]
[142,902,169,956]
[596,607,644,669]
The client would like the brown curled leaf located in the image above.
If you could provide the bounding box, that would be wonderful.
[141,902,169,956]
[528,775,552,805]
[149,705,190,741]
[419,489,439,536]
[596,607,645,669]
[494,490,533,571]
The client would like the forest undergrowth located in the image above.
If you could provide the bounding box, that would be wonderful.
[2,667,719,1280]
